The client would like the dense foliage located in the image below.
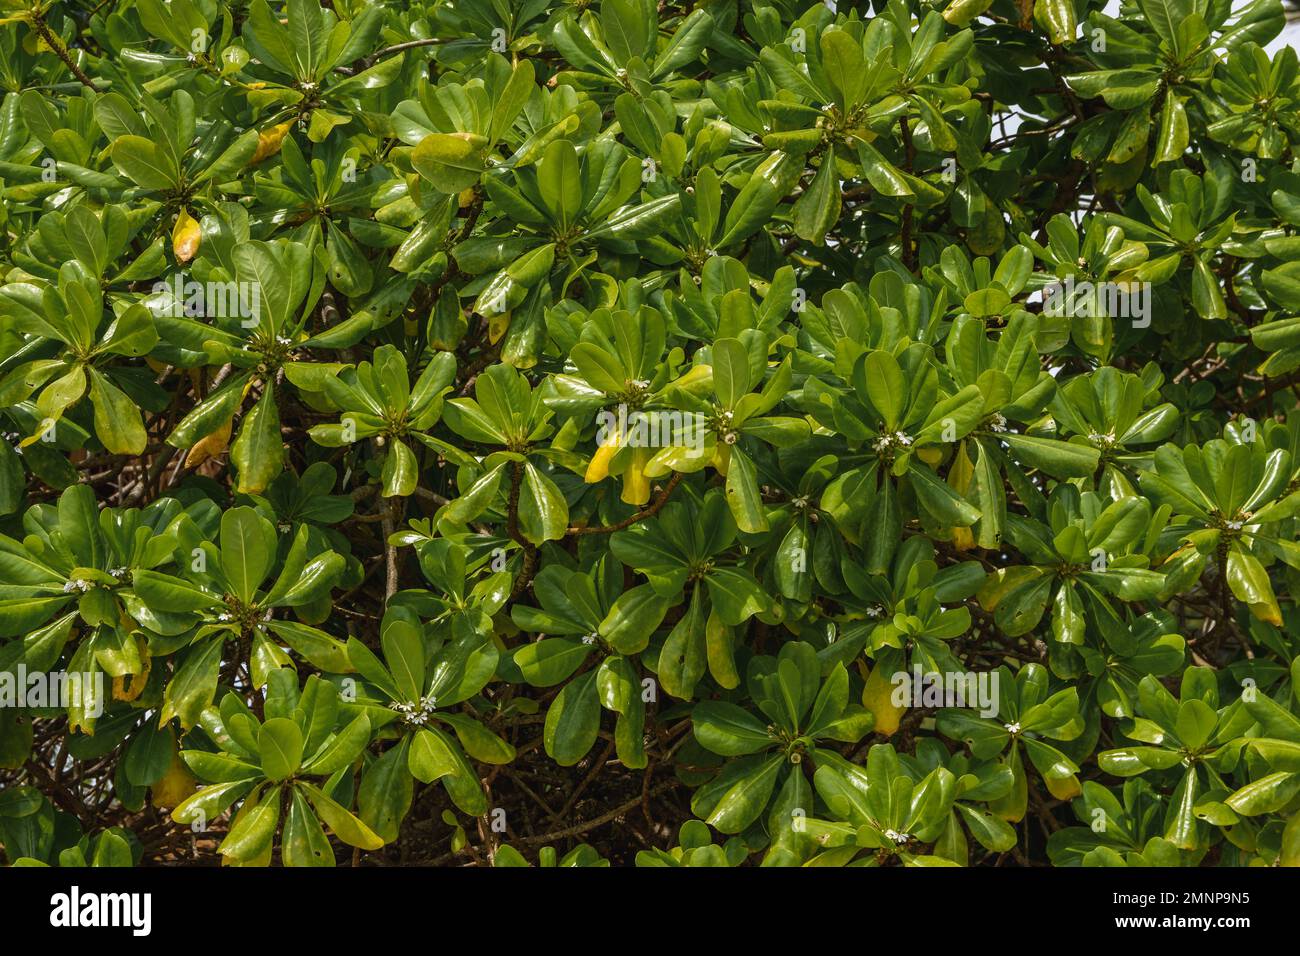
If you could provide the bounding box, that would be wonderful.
[1,0,1299,869]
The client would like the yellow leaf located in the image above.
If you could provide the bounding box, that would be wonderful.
[111,667,149,702]
[620,447,652,505]
[488,309,511,344]
[249,120,294,165]
[458,186,477,208]
[1248,600,1283,627]
[861,662,905,737]
[1044,772,1082,802]
[948,441,974,493]
[585,425,623,483]
[185,416,233,468]
[172,208,201,264]
[917,445,943,466]
[151,748,197,810]
[111,631,151,701]
[710,441,731,476]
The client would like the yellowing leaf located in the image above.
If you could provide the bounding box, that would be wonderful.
[585,425,623,483]
[151,749,198,809]
[250,121,294,165]
[488,309,511,344]
[620,447,652,505]
[861,663,905,737]
[710,442,732,477]
[185,416,233,468]
[172,208,201,264]
[1044,772,1082,802]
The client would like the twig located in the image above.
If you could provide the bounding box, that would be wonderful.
[380,488,402,602]
[30,14,98,90]
[567,472,683,535]
[514,782,677,845]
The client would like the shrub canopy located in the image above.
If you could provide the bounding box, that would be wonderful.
[1,0,1300,868]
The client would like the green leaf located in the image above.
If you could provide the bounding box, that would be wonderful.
[543,670,601,766]
[259,717,304,782]
[231,382,284,494]
[412,133,489,194]
[87,369,147,455]
[221,507,277,604]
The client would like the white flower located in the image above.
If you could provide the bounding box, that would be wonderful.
[873,431,914,453]
[63,578,92,594]
[884,829,911,844]
[988,413,1008,433]
[581,632,599,646]
[390,693,438,727]
[1004,721,1021,734]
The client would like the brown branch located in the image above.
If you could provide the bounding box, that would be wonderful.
[898,115,916,271]
[513,781,678,845]
[380,479,402,602]
[506,461,539,599]
[567,471,683,535]
[30,14,98,90]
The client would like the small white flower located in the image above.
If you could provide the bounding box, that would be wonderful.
[1004,721,1021,734]
[874,431,914,453]
[217,612,233,622]
[390,693,438,727]
[988,413,1007,433]
[581,632,599,646]
[884,829,910,845]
